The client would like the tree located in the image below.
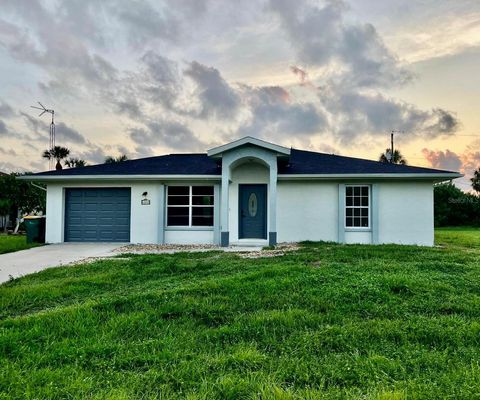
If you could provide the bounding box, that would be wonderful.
[0,173,46,232]
[104,154,128,163]
[65,158,87,168]
[434,183,480,227]
[42,146,70,170]
[379,149,407,165]
[472,168,480,193]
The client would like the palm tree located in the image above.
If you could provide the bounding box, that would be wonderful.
[65,158,87,168]
[42,146,70,170]
[379,149,407,165]
[104,154,128,164]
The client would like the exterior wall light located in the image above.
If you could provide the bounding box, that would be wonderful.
[141,191,150,205]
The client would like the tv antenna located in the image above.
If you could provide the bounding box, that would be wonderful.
[31,102,55,169]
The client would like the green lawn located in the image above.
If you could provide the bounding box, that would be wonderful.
[435,227,480,249]
[1,229,479,399]
[0,235,41,255]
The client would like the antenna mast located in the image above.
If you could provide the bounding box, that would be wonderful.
[31,102,55,170]
[386,130,404,163]
[391,130,394,163]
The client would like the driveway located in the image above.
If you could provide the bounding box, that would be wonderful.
[0,243,124,284]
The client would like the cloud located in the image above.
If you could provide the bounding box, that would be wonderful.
[422,148,463,171]
[57,0,109,48]
[422,144,480,191]
[1,0,118,94]
[290,66,309,85]
[0,100,14,118]
[114,1,181,48]
[0,147,17,156]
[0,161,27,173]
[20,112,49,139]
[76,145,109,164]
[110,51,186,119]
[426,108,460,134]
[0,120,8,135]
[20,112,86,145]
[184,61,241,119]
[267,0,459,145]
[139,51,183,111]
[0,0,469,172]
[239,85,326,140]
[130,119,204,152]
[320,90,459,141]
[422,144,480,183]
[56,122,86,144]
[269,0,412,89]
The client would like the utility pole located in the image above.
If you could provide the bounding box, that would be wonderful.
[390,131,394,163]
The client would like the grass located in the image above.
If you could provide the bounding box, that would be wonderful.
[435,226,480,249]
[0,228,479,399]
[0,234,42,255]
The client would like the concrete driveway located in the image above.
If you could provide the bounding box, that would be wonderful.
[0,243,124,284]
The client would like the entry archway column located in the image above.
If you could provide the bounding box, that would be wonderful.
[268,161,277,246]
[220,165,230,247]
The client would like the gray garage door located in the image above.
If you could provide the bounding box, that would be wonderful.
[65,188,131,242]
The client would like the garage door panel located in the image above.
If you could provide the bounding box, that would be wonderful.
[99,204,114,211]
[99,231,113,238]
[70,204,83,211]
[85,204,100,212]
[115,233,130,241]
[65,188,131,242]
[83,211,99,218]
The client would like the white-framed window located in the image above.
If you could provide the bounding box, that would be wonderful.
[166,186,214,227]
[345,185,370,228]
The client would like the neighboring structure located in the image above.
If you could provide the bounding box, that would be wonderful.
[22,137,461,246]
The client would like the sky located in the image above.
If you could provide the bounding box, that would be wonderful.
[0,0,479,190]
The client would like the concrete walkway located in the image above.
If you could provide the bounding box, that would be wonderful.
[0,243,124,284]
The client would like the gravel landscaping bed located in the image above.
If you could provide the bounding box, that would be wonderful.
[114,242,300,257]
[115,243,220,254]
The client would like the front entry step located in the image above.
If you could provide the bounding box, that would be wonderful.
[229,239,269,248]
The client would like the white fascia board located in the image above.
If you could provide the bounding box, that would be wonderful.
[207,136,290,157]
[18,174,222,182]
[277,173,463,181]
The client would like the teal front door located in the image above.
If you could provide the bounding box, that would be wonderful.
[239,184,267,239]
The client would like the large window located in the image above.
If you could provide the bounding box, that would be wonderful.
[167,186,214,227]
[345,185,370,228]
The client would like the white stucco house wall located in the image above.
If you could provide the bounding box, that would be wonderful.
[23,137,461,246]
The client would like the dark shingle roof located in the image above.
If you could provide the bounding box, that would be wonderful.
[279,149,457,175]
[29,148,458,177]
[32,154,221,176]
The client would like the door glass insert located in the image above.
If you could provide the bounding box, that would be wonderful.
[248,193,257,217]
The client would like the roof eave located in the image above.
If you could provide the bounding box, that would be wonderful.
[19,172,463,182]
[277,173,463,181]
[18,174,222,182]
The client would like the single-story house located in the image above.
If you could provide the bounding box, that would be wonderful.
[22,136,461,246]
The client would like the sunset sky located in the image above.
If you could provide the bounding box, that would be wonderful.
[0,0,479,190]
